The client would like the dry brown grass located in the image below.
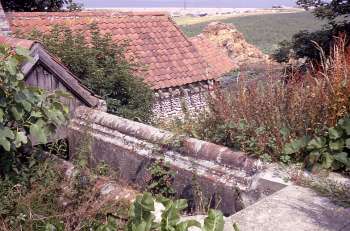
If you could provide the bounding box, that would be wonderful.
[0,159,132,231]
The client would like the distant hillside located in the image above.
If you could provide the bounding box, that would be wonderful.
[180,12,326,54]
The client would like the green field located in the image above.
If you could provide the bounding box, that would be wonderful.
[180,12,327,54]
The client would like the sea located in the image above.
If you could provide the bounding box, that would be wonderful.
[80,0,296,9]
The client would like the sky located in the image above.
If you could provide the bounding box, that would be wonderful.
[77,0,297,8]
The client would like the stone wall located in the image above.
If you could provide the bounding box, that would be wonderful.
[153,80,215,120]
[68,107,289,215]
[0,3,11,36]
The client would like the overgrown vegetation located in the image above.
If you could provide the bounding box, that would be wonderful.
[284,117,350,172]
[274,0,350,62]
[0,154,132,230]
[126,193,233,231]
[164,37,350,173]
[0,44,68,177]
[146,159,176,199]
[23,24,154,122]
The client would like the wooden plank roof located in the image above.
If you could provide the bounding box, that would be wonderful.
[0,35,101,108]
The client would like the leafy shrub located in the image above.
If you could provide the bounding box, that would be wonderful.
[146,159,176,199]
[126,193,228,231]
[273,0,350,63]
[0,45,68,177]
[24,24,154,122]
[273,23,350,63]
[284,116,350,172]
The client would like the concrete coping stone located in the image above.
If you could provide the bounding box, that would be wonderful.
[72,106,257,172]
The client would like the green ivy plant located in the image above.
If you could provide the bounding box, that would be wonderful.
[283,117,350,172]
[127,193,227,231]
[0,44,68,175]
[146,158,176,198]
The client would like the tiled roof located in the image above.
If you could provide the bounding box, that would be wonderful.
[190,35,237,77]
[6,11,220,90]
[0,35,35,49]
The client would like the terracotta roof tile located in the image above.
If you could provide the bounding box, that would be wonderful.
[190,35,238,77]
[7,11,228,90]
[0,35,35,49]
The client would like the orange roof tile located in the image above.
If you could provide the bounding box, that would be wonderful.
[0,35,35,49]
[6,11,223,90]
[190,35,237,77]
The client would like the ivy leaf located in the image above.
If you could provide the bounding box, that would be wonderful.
[176,220,201,231]
[173,199,187,211]
[346,138,350,149]
[14,131,28,148]
[44,223,57,231]
[308,151,321,164]
[0,137,11,151]
[21,100,32,112]
[30,122,48,144]
[0,108,3,123]
[307,137,327,150]
[0,127,15,139]
[283,136,309,155]
[30,111,43,118]
[139,193,155,212]
[15,47,31,59]
[5,57,19,75]
[10,106,24,121]
[329,139,345,151]
[203,210,224,231]
[334,152,348,165]
[16,73,24,81]
[0,127,14,151]
[161,203,180,229]
[339,117,350,135]
[321,152,334,169]
[134,222,147,231]
[233,223,240,231]
[279,127,290,141]
[328,127,343,140]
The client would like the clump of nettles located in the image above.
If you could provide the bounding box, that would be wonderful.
[146,158,176,198]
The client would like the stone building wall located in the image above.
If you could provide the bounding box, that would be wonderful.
[0,3,10,36]
[152,80,215,120]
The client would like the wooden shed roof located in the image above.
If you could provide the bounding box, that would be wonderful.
[0,35,101,108]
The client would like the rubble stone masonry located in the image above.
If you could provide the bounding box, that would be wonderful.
[0,4,11,36]
[152,80,215,120]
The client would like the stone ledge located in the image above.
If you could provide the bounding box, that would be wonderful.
[73,106,256,173]
[69,107,287,215]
